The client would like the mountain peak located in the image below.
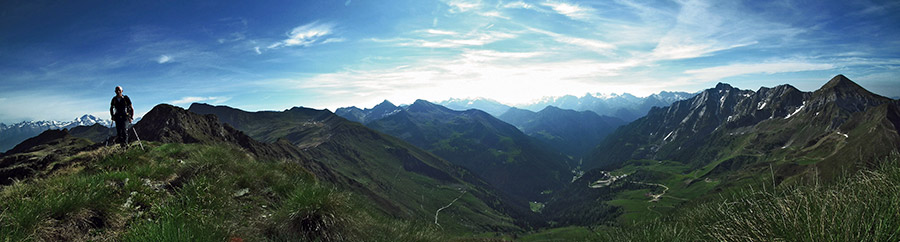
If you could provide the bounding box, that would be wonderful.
[715,82,734,90]
[188,102,214,110]
[374,100,397,108]
[411,99,433,107]
[407,99,450,113]
[820,74,863,91]
[136,104,233,144]
[541,105,564,112]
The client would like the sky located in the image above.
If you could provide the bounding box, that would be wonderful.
[1,0,899,123]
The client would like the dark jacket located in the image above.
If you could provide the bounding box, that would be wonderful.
[110,95,133,121]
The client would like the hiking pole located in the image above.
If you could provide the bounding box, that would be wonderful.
[131,126,144,151]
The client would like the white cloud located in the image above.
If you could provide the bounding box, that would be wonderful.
[480,11,507,19]
[527,27,616,55]
[684,61,835,81]
[267,42,283,49]
[217,32,246,44]
[540,1,596,21]
[648,0,800,60]
[321,38,346,44]
[254,46,262,54]
[157,55,172,64]
[168,96,232,105]
[445,0,482,13]
[283,48,653,109]
[393,30,516,48]
[269,21,339,49]
[424,29,459,35]
[503,2,532,9]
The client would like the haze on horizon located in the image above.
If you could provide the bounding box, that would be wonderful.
[1,0,899,124]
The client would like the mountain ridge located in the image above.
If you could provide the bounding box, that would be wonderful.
[187,102,537,231]
[498,106,626,161]
[334,100,402,124]
[535,75,900,227]
[586,75,899,181]
[362,99,573,201]
[0,114,112,152]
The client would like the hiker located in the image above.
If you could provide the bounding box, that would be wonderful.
[110,86,134,147]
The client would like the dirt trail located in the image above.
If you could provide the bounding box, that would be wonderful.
[434,191,467,227]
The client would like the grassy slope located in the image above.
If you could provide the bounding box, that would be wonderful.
[367,104,572,202]
[186,104,527,232]
[0,142,452,241]
[305,123,524,233]
[524,154,900,241]
[599,160,718,224]
[569,97,899,227]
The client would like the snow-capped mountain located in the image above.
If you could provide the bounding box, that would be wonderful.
[443,91,697,122]
[0,114,112,152]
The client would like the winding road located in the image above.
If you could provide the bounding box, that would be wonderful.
[631,181,669,202]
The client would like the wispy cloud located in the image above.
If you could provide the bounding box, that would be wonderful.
[168,96,231,105]
[503,2,532,9]
[648,0,800,60]
[217,33,246,44]
[388,29,516,48]
[527,27,615,55]
[479,11,508,19]
[684,61,835,81]
[423,29,459,36]
[321,38,346,44]
[157,55,172,64]
[444,0,482,13]
[269,21,339,49]
[540,1,596,21]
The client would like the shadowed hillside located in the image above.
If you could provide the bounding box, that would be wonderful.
[360,100,573,201]
[186,103,539,230]
[499,106,626,160]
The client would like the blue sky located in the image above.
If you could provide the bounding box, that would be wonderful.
[1,0,899,123]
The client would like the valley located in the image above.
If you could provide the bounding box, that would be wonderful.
[4,0,899,239]
[1,75,898,240]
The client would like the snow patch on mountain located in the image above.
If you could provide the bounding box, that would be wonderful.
[784,102,806,119]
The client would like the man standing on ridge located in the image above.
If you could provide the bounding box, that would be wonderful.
[110,86,134,147]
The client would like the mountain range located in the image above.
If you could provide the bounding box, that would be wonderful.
[499,75,900,228]
[436,92,695,121]
[339,99,573,201]
[334,100,403,124]
[519,91,696,122]
[438,97,515,117]
[1,74,898,239]
[587,75,899,177]
[185,103,537,231]
[0,115,111,152]
[537,75,900,226]
[498,106,626,161]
